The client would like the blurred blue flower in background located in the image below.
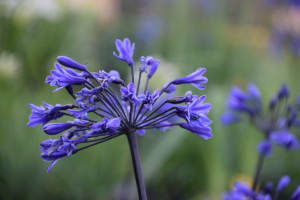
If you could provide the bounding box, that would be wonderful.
[221,83,300,156]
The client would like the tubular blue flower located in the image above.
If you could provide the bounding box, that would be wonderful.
[147,60,159,78]
[121,83,141,105]
[45,63,87,92]
[67,102,97,119]
[276,175,290,192]
[291,186,300,200]
[27,102,73,127]
[57,56,87,71]
[43,122,74,135]
[172,68,208,90]
[176,95,212,127]
[180,123,212,140]
[138,89,160,111]
[257,140,273,157]
[270,130,299,150]
[113,38,135,66]
[163,82,176,94]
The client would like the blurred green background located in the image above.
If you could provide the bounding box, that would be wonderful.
[1,0,300,199]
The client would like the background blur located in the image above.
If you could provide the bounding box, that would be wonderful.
[1,0,300,199]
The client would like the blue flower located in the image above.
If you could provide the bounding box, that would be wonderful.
[225,84,261,116]
[291,186,300,200]
[176,95,212,127]
[180,123,212,140]
[113,38,135,66]
[43,122,74,135]
[221,83,300,155]
[172,68,208,90]
[120,83,141,105]
[57,56,87,71]
[45,63,87,92]
[28,102,73,127]
[138,89,160,111]
[276,175,290,193]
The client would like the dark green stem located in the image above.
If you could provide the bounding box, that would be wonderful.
[127,130,147,200]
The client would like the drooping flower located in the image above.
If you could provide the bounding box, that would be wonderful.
[172,68,208,90]
[113,38,135,66]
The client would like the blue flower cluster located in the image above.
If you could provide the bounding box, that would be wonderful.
[28,38,213,172]
[223,175,300,200]
[221,83,300,156]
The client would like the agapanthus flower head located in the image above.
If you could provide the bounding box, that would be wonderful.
[221,83,300,156]
[28,38,212,172]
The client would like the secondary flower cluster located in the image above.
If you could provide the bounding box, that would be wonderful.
[28,38,213,172]
[221,83,300,156]
[223,175,300,200]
